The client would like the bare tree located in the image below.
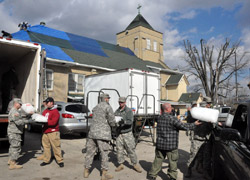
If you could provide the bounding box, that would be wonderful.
[183,39,249,104]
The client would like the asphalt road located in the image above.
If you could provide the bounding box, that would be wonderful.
[0,129,206,180]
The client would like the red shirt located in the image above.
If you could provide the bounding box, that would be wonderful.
[42,106,60,134]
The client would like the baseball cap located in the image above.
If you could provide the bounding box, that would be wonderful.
[200,101,207,107]
[13,98,22,105]
[191,101,197,105]
[45,97,54,103]
[101,93,110,99]
[204,96,212,103]
[118,97,126,103]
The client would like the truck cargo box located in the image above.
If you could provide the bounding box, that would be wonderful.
[0,37,44,143]
[84,68,160,115]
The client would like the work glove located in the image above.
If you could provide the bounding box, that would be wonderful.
[118,119,124,126]
[24,119,34,124]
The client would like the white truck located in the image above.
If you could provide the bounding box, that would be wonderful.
[0,37,45,145]
[84,68,160,115]
[84,68,161,143]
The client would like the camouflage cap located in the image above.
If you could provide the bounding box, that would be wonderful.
[200,101,207,107]
[101,93,110,99]
[191,101,197,105]
[204,96,212,103]
[118,97,126,103]
[13,98,22,105]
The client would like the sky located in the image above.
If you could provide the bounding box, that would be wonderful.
[0,0,250,95]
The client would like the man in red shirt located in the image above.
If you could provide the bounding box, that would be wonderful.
[40,97,64,167]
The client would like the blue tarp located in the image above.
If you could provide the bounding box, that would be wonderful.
[10,25,135,62]
[121,47,135,56]
[67,33,108,57]
[12,30,31,41]
[41,43,74,62]
[28,25,70,40]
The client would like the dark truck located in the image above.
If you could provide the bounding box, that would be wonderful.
[211,102,250,180]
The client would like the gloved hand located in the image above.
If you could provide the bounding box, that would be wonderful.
[25,119,34,124]
[118,119,124,126]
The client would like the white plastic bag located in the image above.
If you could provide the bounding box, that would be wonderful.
[191,107,219,123]
[115,116,122,123]
[225,114,234,127]
[21,103,36,114]
[32,113,47,123]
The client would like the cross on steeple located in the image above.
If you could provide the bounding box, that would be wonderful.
[137,4,142,14]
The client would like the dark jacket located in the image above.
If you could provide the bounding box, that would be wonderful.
[156,112,195,151]
[186,110,196,123]
[114,105,133,134]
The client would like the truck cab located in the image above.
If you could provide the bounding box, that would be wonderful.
[211,102,250,180]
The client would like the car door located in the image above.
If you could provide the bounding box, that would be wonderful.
[222,104,250,180]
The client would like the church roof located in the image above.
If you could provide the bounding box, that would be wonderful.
[126,14,154,31]
[178,93,201,103]
[11,25,154,71]
[166,74,183,85]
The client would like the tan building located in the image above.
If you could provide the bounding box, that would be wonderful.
[12,13,190,110]
[117,13,188,105]
[117,14,164,65]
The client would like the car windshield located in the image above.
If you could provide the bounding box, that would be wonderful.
[222,108,230,113]
[65,104,89,113]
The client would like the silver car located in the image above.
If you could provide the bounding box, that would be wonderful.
[55,101,90,136]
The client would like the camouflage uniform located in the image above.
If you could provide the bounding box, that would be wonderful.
[115,105,137,165]
[85,101,116,170]
[186,122,213,170]
[8,107,28,161]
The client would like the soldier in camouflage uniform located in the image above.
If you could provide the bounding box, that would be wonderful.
[84,93,116,180]
[7,98,30,170]
[185,100,213,179]
[114,97,142,173]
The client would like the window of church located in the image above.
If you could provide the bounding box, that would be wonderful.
[43,69,53,90]
[68,73,85,93]
[153,41,157,51]
[146,39,151,50]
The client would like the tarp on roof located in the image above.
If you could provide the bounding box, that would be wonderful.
[28,25,70,40]
[10,24,150,70]
[12,30,31,41]
[41,43,74,62]
[67,33,108,57]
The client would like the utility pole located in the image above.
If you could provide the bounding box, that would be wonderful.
[235,52,238,102]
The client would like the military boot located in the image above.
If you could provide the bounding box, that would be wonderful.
[83,168,90,178]
[133,164,142,173]
[9,160,23,170]
[36,155,44,160]
[115,164,124,172]
[101,170,113,180]
[7,159,11,165]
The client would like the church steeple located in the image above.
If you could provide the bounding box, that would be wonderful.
[125,13,154,31]
[116,7,163,64]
